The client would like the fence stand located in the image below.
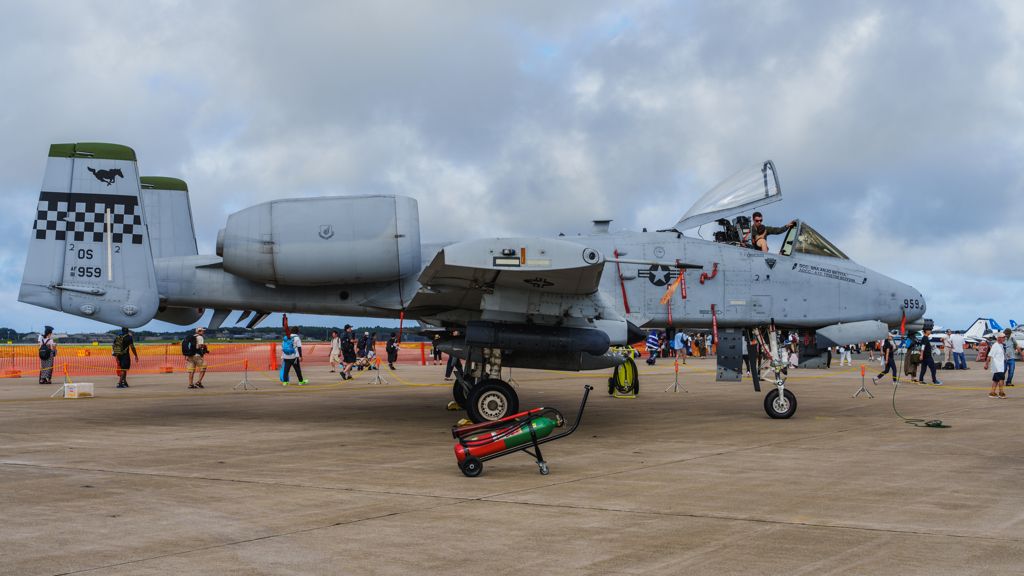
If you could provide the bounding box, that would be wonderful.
[852,365,873,398]
[51,363,69,398]
[665,360,688,393]
[506,367,519,388]
[234,359,256,390]
[369,357,388,385]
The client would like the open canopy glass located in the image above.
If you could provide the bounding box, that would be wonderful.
[673,160,782,232]
[779,221,848,259]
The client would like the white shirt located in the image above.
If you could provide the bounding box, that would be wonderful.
[330,337,341,354]
[196,334,205,346]
[950,334,965,353]
[988,342,1006,373]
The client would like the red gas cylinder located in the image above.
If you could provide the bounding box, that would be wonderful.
[454,417,561,462]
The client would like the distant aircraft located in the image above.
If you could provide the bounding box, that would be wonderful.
[19,143,928,422]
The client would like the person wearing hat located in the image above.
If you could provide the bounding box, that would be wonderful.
[385,332,399,370]
[986,332,1008,398]
[1003,328,1022,386]
[113,327,139,388]
[38,326,57,384]
[186,327,208,388]
[356,332,369,371]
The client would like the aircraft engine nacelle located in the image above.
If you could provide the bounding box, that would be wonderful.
[217,195,421,286]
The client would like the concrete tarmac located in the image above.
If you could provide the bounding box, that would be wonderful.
[1,357,1022,575]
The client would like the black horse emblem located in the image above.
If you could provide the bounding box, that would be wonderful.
[87,167,123,186]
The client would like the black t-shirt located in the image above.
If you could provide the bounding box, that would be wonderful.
[116,333,134,356]
[340,335,354,353]
[921,337,932,357]
[882,340,893,357]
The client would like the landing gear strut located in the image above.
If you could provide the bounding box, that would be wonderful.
[754,323,798,419]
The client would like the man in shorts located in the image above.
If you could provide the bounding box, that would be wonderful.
[985,332,1007,399]
[113,327,139,388]
[340,324,357,380]
[187,327,208,388]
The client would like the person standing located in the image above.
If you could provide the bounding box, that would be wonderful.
[986,333,1007,398]
[646,331,659,364]
[1003,329,1022,386]
[950,330,966,370]
[37,326,57,384]
[113,327,139,388]
[386,332,399,370]
[432,334,443,365]
[280,327,306,384]
[941,330,953,367]
[184,327,207,388]
[904,335,921,382]
[329,330,342,373]
[867,341,875,362]
[674,331,687,365]
[873,333,899,385]
[340,324,357,380]
[838,345,851,366]
[918,329,942,385]
[368,332,378,367]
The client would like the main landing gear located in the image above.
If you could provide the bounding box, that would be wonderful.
[452,347,521,424]
[753,324,798,419]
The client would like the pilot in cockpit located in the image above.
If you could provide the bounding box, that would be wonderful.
[743,211,795,247]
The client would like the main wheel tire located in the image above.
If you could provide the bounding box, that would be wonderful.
[460,456,482,477]
[608,377,615,395]
[452,381,468,409]
[466,379,519,423]
[764,389,797,419]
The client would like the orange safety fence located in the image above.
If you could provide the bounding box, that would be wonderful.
[0,343,276,378]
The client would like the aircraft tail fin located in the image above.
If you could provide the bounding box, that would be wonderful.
[963,318,989,340]
[18,143,159,328]
[140,177,198,258]
[989,318,1003,331]
[1011,320,1018,329]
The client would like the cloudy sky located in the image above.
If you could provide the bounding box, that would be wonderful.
[1,0,1022,335]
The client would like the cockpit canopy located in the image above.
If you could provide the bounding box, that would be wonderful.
[673,160,781,232]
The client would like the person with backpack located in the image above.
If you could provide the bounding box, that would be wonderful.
[37,326,56,385]
[280,326,307,384]
[183,327,208,388]
[113,327,139,388]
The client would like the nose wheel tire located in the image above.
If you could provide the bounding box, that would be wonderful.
[466,379,520,423]
[764,389,797,419]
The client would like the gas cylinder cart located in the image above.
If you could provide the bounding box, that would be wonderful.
[452,385,593,477]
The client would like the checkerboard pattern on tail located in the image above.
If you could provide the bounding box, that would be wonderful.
[33,191,144,245]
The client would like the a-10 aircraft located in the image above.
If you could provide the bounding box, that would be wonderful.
[20,143,928,422]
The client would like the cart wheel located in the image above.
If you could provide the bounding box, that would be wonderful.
[764,389,797,419]
[460,456,482,477]
[452,381,467,409]
[467,379,519,423]
[538,462,549,475]
[632,377,639,396]
[607,377,615,395]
